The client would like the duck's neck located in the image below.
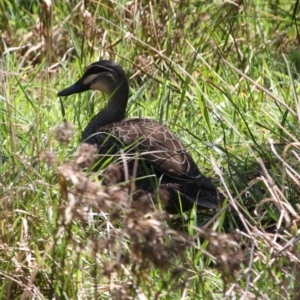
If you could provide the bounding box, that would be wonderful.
[81,82,129,143]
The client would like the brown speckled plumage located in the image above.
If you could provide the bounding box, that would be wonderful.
[58,60,223,212]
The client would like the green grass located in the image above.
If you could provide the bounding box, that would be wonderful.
[1,0,300,299]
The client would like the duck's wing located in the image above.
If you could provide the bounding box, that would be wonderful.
[103,118,217,191]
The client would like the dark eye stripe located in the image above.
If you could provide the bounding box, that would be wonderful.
[86,66,105,75]
[85,65,112,76]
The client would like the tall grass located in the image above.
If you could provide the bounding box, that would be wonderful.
[1,0,300,299]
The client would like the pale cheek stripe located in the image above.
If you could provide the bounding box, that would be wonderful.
[83,74,98,85]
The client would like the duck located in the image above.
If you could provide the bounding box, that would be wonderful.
[57,60,223,213]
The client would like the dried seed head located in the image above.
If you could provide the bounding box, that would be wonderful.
[132,190,153,213]
[58,162,79,181]
[104,164,122,185]
[87,194,108,210]
[75,179,98,194]
[106,185,129,208]
[134,54,155,76]
[40,151,57,167]
[75,143,99,167]
[54,121,75,144]
[198,230,245,277]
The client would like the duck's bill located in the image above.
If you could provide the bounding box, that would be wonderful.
[57,80,89,96]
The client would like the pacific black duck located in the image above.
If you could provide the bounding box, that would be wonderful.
[57,60,223,213]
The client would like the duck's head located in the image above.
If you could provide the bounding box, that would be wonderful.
[57,60,129,97]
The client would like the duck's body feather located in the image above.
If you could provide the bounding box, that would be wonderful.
[84,117,215,186]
